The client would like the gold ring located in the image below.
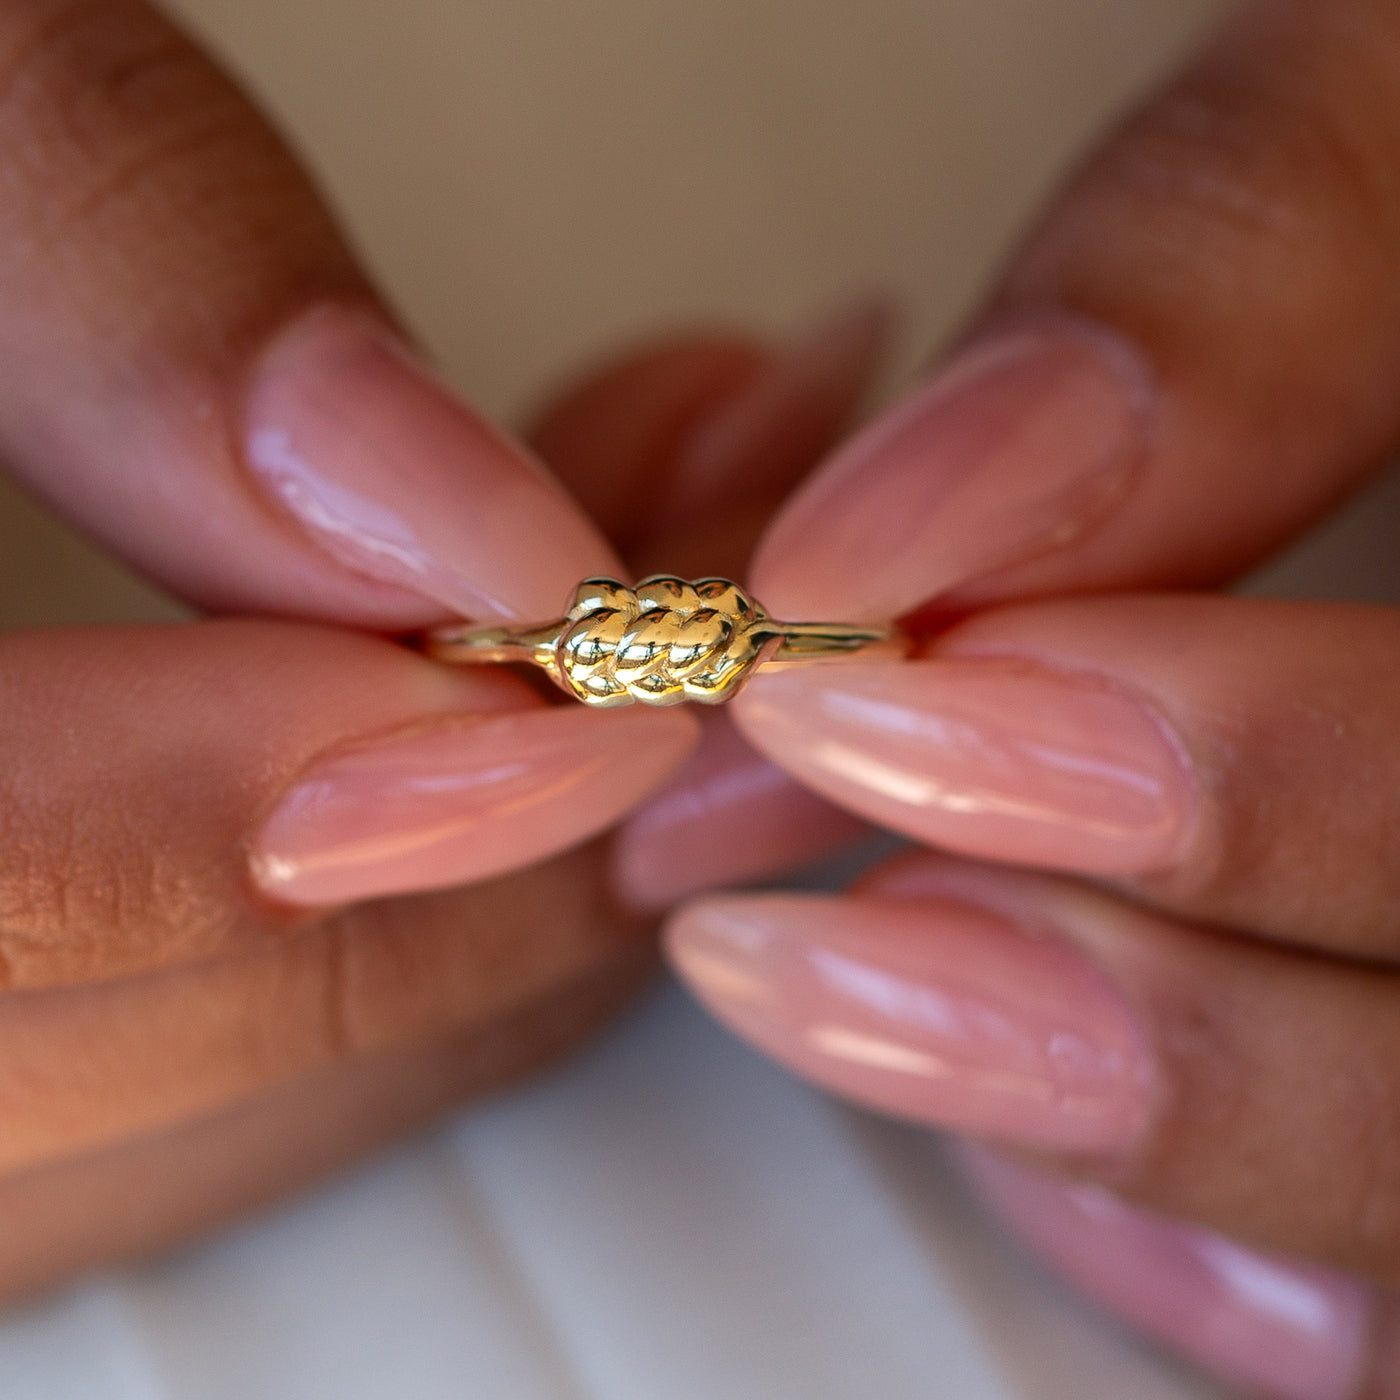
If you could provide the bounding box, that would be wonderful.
[422,575,905,707]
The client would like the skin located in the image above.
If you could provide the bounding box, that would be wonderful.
[0,312,867,1294]
[8,0,1400,1394]
[659,0,1400,1393]
[0,0,876,1301]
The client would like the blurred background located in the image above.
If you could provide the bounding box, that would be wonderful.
[0,1,1396,1396]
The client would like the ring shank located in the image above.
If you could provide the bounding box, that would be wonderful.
[757,620,905,668]
[419,580,907,706]
[423,623,564,672]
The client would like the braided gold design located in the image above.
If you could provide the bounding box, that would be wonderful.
[556,576,771,706]
[424,575,901,707]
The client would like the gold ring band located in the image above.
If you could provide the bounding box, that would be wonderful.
[423,575,904,707]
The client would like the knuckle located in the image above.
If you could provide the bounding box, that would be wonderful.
[297,906,478,1065]
[0,0,264,242]
[308,901,496,1061]
[1143,681,1400,948]
[1105,87,1312,250]
[1133,74,1393,243]
[1031,59,1400,340]
[313,856,639,1060]
[305,917,391,1064]
[0,796,238,989]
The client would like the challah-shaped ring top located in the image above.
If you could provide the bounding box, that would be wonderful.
[423,575,905,708]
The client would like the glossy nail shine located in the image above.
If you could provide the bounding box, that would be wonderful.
[252,704,696,906]
[962,1149,1371,1400]
[752,321,1152,622]
[736,660,1195,876]
[666,892,1152,1153]
[245,305,619,625]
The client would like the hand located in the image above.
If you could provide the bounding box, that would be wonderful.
[0,0,892,1300]
[662,2,1400,1396]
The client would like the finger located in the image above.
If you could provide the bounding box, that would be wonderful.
[735,593,1400,959]
[666,854,1400,1281]
[0,622,695,989]
[0,315,882,1276]
[958,1148,1390,1400]
[0,0,614,624]
[751,0,1400,623]
[528,297,890,580]
[610,710,875,912]
[0,839,650,1175]
[530,307,894,909]
[527,335,766,549]
[0,944,651,1303]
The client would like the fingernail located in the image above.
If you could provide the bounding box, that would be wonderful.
[244,304,619,624]
[656,295,894,526]
[959,1148,1371,1400]
[611,712,872,911]
[665,891,1152,1153]
[251,704,697,906]
[734,659,1194,876]
[751,319,1152,622]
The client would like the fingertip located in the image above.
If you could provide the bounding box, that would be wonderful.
[663,887,1150,1155]
[251,699,700,908]
[956,1144,1374,1400]
[244,302,621,628]
[748,318,1152,623]
[526,332,771,544]
[656,292,898,531]
[527,293,897,566]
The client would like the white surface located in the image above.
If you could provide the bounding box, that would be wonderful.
[0,987,1225,1400]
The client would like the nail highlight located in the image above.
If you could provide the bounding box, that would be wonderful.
[751,320,1151,622]
[252,705,696,906]
[244,305,619,624]
[961,1148,1371,1400]
[665,892,1152,1153]
[734,659,1194,876]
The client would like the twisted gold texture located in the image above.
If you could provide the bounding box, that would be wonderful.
[424,575,902,707]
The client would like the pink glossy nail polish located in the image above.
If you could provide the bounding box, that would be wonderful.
[252,704,697,906]
[751,320,1152,622]
[734,659,1195,876]
[960,1148,1371,1400]
[244,305,619,624]
[611,712,872,911]
[656,296,894,526]
[665,892,1152,1153]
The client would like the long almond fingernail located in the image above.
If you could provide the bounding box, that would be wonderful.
[252,705,697,906]
[665,891,1152,1154]
[751,320,1152,622]
[734,660,1194,876]
[244,304,619,624]
[960,1148,1371,1400]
